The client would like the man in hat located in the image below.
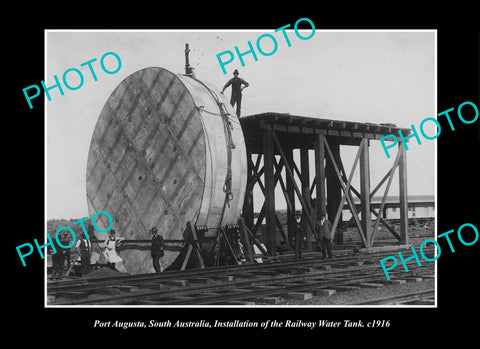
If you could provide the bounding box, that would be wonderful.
[316,215,334,260]
[221,69,249,117]
[294,214,304,259]
[150,227,165,273]
[49,231,69,280]
[75,233,92,276]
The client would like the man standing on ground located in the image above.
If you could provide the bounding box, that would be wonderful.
[316,215,334,260]
[221,69,249,117]
[75,233,92,276]
[103,229,126,272]
[294,215,304,259]
[150,227,165,273]
[49,231,68,280]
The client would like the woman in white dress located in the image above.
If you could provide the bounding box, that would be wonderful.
[103,229,127,273]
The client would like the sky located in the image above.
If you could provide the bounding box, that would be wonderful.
[46,30,436,220]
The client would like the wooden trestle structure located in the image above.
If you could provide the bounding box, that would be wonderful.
[239,112,412,257]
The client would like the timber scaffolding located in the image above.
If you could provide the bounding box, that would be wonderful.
[239,112,413,257]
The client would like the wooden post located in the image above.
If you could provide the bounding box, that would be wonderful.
[314,134,327,220]
[300,147,312,250]
[398,142,409,245]
[359,139,372,247]
[263,126,276,256]
[242,151,255,229]
[325,139,342,244]
[286,148,296,248]
[272,131,316,234]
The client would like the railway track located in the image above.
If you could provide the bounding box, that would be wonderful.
[356,289,435,306]
[48,247,436,306]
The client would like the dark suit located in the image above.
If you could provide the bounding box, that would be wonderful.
[316,220,333,259]
[222,76,249,117]
[151,233,165,272]
[76,238,92,276]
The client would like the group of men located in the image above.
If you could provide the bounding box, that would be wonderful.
[49,213,330,280]
[294,215,334,260]
[49,225,166,280]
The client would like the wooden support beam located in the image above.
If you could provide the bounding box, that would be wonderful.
[291,157,303,181]
[314,134,327,220]
[286,148,296,248]
[371,147,402,243]
[253,156,289,245]
[242,150,255,229]
[359,139,372,247]
[300,147,312,250]
[336,152,362,223]
[181,245,193,270]
[370,167,394,200]
[398,142,409,245]
[324,137,366,246]
[275,214,288,243]
[309,175,316,196]
[370,208,402,240]
[252,204,265,236]
[325,139,342,231]
[273,157,293,213]
[343,183,402,242]
[329,139,367,247]
[263,127,277,256]
[271,130,316,236]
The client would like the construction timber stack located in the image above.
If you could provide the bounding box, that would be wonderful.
[86,66,247,274]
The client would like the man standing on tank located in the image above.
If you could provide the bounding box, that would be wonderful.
[150,227,165,273]
[221,69,249,117]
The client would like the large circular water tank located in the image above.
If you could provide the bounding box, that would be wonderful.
[86,67,247,274]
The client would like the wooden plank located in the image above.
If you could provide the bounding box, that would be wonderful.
[285,292,313,300]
